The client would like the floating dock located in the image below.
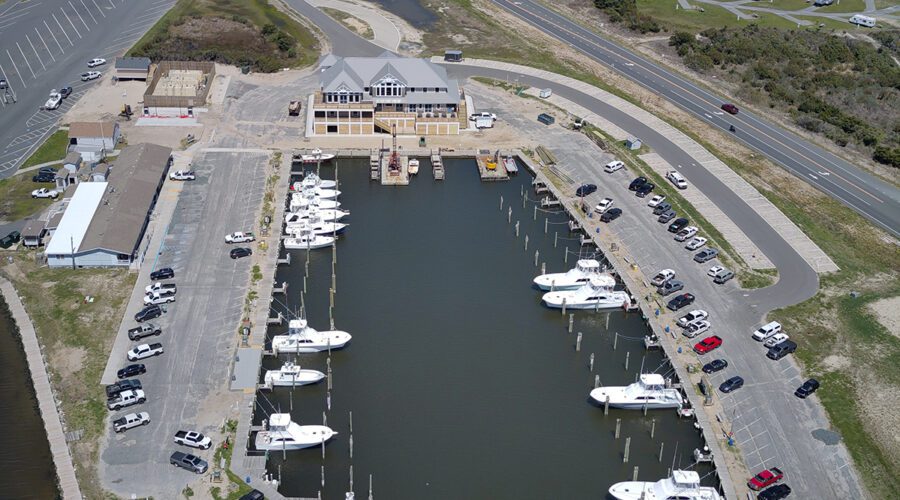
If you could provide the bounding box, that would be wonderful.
[476,149,509,181]
[381,152,409,185]
[431,151,445,180]
[370,150,380,181]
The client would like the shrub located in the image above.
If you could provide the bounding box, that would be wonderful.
[873,146,900,168]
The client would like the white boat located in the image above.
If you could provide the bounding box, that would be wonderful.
[608,470,722,500]
[291,184,340,199]
[300,172,337,189]
[263,362,325,387]
[589,373,683,409]
[285,208,349,224]
[271,319,352,354]
[542,278,631,310]
[285,220,347,236]
[533,259,613,291]
[289,192,341,211]
[503,155,518,173]
[408,158,419,175]
[284,232,335,249]
[296,149,335,164]
[254,413,337,451]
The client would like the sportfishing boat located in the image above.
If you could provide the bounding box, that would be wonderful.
[285,220,347,236]
[408,158,419,175]
[532,259,613,291]
[271,319,352,354]
[503,155,518,174]
[284,232,335,249]
[589,373,683,409]
[263,362,325,387]
[300,172,337,189]
[285,208,349,224]
[254,413,337,450]
[542,278,631,310]
[289,191,341,212]
[295,148,335,164]
[608,470,722,500]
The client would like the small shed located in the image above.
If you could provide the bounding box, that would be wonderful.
[91,163,110,182]
[626,137,642,150]
[21,219,47,247]
[56,152,84,190]
[115,57,151,81]
[539,88,552,99]
[444,50,463,62]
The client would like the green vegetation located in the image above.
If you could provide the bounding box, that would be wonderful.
[594,0,660,33]
[817,0,865,13]
[209,419,254,500]
[0,173,56,222]
[251,264,263,283]
[321,7,374,39]
[19,130,68,170]
[127,0,318,72]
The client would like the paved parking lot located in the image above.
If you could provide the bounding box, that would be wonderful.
[98,150,269,498]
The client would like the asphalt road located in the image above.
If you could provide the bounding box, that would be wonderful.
[489,0,900,238]
[283,0,384,57]
[0,0,177,179]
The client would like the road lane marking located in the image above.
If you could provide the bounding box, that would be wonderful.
[16,43,36,79]
[34,28,56,63]
[90,0,107,18]
[60,9,82,39]
[79,0,98,24]
[68,1,91,31]
[44,20,66,53]
[25,34,46,71]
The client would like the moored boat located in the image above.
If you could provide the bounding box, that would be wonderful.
[408,158,419,175]
[254,413,337,450]
[589,373,683,409]
[295,149,335,164]
[263,362,325,387]
[271,319,352,354]
[542,278,631,310]
[608,470,722,500]
[533,259,613,291]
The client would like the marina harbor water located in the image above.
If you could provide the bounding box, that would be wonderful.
[254,158,716,498]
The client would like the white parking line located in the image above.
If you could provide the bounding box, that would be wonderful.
[44,20,66,53]
[90,0,107,17]
[34,28,56,62]
[60,10,82,39]
[67,1,91,31]
[112,24,154,41]
[15,43,36,79]
[25,34,46,71]
[79,0,98,24]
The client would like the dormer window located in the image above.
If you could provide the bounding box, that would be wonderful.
[372,75,406,98]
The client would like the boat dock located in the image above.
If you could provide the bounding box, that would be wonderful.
[431,151,444,180]
[476,149,509,181]
[381,152,409,186]
[369,150,380,181]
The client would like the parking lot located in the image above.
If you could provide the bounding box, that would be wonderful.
[472,86,862,498]
[98,150,269,498]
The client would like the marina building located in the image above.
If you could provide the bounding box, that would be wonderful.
[311,53,466,136]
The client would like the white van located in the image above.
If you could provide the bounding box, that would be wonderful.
[666,170,688,189]
[849,14,875,28]
[752,321,783,341]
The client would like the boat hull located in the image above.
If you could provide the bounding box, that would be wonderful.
[284,237,335,250]
[533,275,584,291]
[300,154,335,163]
[271,331,352,353]
[590,387,683,410]
[254,426,337,450]
[265,370,325,386]
[542,294,631,310]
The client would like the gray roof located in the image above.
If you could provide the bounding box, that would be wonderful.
[63,152,82,165]
[78,143,171,255]
[21,219,46,239]
[320,54,454,94]
[116,57,151,70]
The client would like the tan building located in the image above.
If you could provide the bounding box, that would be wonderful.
[311,53,466,136]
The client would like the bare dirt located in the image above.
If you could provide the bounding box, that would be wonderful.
[171,18,269,53]
[868,296,900,339]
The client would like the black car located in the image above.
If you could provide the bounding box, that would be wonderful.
[575,184,597,197]
[0,231,21,249]
[150,267,175,281]
[117,364,146,379]
[230,247,252,259]
[32,172,56,182]
[719,376,744,393]
[239,490,265,500]
[635,182,654,197]
[702,359,728,374]
[628,176,648,191]
[794,379,819,398]
[668,218,689,233]
[135,304,162,323]
[106,378,142,398]
[666,293,695,311]
[600,207,622,222]
[59,86,73,98]
[758,484,791,500]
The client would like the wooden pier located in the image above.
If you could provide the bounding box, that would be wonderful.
[476,149,509,181]
[381,153,410,186]
[431,151,445,180]
[369,150,380,181]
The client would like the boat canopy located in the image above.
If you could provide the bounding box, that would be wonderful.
[640,373,667,387]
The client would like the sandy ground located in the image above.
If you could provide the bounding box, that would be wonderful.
[869,295,900,340]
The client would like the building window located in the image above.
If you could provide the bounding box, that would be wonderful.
[339,94,347,104]
[327,111,338,118]
[315,111,325,118]
[327,125,338,133]
[339,111,349,118]
[362,111,373,118]
[350,111,360,118]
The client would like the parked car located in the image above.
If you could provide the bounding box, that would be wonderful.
[38,166,57,175]
[795,379,820,399]
[652,201,672,216]
[748,467,784,491]
[144,291,175,305]
[667,293,696,311]
[113,412,150,433]
[239,490,265,500]
[81,71,102,81]
[127,343,164,361]
[170,451,208,474]
[59,86,73,98]
[575,184,597,197]
[647,195,666,208]
[600,208,622,222]
[702,359,728,374]
[763,333,790,348]
[628,177,648,191]
[767,340,797,360]
[31,188,59,199]
[145,282,177,295]
[677,309,708,328]
[635,182,654,198]
[668,218,689,233]
[752,321,783,341]
[713,268,735,284]
[230,247,252,259]
[707,265,725,277]
[43,91,62,110]
[686,237,708,251]
[719,376,744,393]
[657,209,676,223]
[107,389,146,410]
[150,267,175,281]
[106,378,142,398]
[117,364,146,379]
[537,113,554,125]
[87,57,107,67]
[128,323,161,341]
[657,279,684,296]
[32,172,56,183]
[674,226,698,242]
[0,231,21,249]
[604,160,624,173]
[594,198,614,214]
[684,319,711,338]
[650,269,675,287]
[693,335,723,354]
[757,484,791,500]
[694,248,719,263]
[666,170,688,189]
[469,111,496,121]
[169,170,196,181]
[135,304,162,323]
[721,103,739,115]
[225,231,256,244]
[174,430,213,450]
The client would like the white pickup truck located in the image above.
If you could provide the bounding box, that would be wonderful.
[225,231,255,244]
[113,412,150,433]
[42,91,62,110]
[107,389,146,410]
[174,430,213,449]
[127,343,163,361]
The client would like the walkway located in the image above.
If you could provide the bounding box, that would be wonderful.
[0,277,82,500]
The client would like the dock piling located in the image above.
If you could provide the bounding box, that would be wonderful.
[590,353,595,372]
[534,250,539,266]
[515,221,520,237]
[554,232,558,248]
[604,395,610,415]
[508,207,512,223]
[568,313,573,333]
[576,332,582,351]
[524,235,529,251]
[564,250,568,264]
[544,217,548,234]
[632,466,639,481]
[541,262,546,275]
[562,298,567,316]
[615,418,621,438]
[614,332,618,350]
[623,437,631,463]
[659,442,664,462]
[651,419,656,438]
[500,195,504,211]
[625,351,630,371]
[533,205,537,221]
[594,375,600,389]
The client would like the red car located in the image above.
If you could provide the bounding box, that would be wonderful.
[693,335,723,354]
[748,467,784,490]
[721,103,739,115]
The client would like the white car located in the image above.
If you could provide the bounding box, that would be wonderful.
[81,71,102,81]
[752,321,783,341]
[604,160,624,173]
[87,58,106,67]
[764,333,790,348]
[43,91,62,110]
[31,188,59,199]
[650,269,675,286]
[707,265,725,278]
[685,236,708,250]
[174,430,213,450]
[683,319,711,338]
[666,170,688,189]
[169,170,196,181]
[113,412,150,433]
[127,343,163,361]
[647,195,666,208]
[677,309,708,328]
[468,111,496,121]
[674,226,698,242]
[144,292,175,305]
[225,231,255,244]
[594,197,614,214]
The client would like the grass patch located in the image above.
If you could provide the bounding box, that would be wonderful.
[737,268,777,289]
[320,7,374,39]
[19,129,68,170]
[0,173,57,223]
[208,419,254,500]
[127,0,318,72]
[816,0,865,12]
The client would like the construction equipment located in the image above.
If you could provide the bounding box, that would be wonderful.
[288,100,301,116]
[119,104,133,120]
[486,150,498,171]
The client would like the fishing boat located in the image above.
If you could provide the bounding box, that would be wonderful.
[408,158,419,175]
[503,155,518,174]
[608,470,722,500]
[542,278,632,310]
[289,192,341,212]
[589,373,683,409]
[271,319,352,354]
[254,413,337,451]
[295,148,335,164]
[263,362,325,387]
[285,219,347,236]
[300,172,337,189]
[532,259,613,291]
[285,208,349,224]
[284,232,335,249]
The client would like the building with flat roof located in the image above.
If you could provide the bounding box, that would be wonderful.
[115,56,151,81]
[45,143,172,268]
[311,52,466,136]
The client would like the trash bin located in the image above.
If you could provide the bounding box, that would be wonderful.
[419,137,426,147]
[241,65,250,75]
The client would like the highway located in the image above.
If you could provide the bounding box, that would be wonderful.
[489,0,900,238]
[0,0,177,179]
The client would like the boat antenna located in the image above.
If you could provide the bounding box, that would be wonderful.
[671,441,679,473]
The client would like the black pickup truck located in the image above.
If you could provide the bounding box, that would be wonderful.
[105,378,142,398]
